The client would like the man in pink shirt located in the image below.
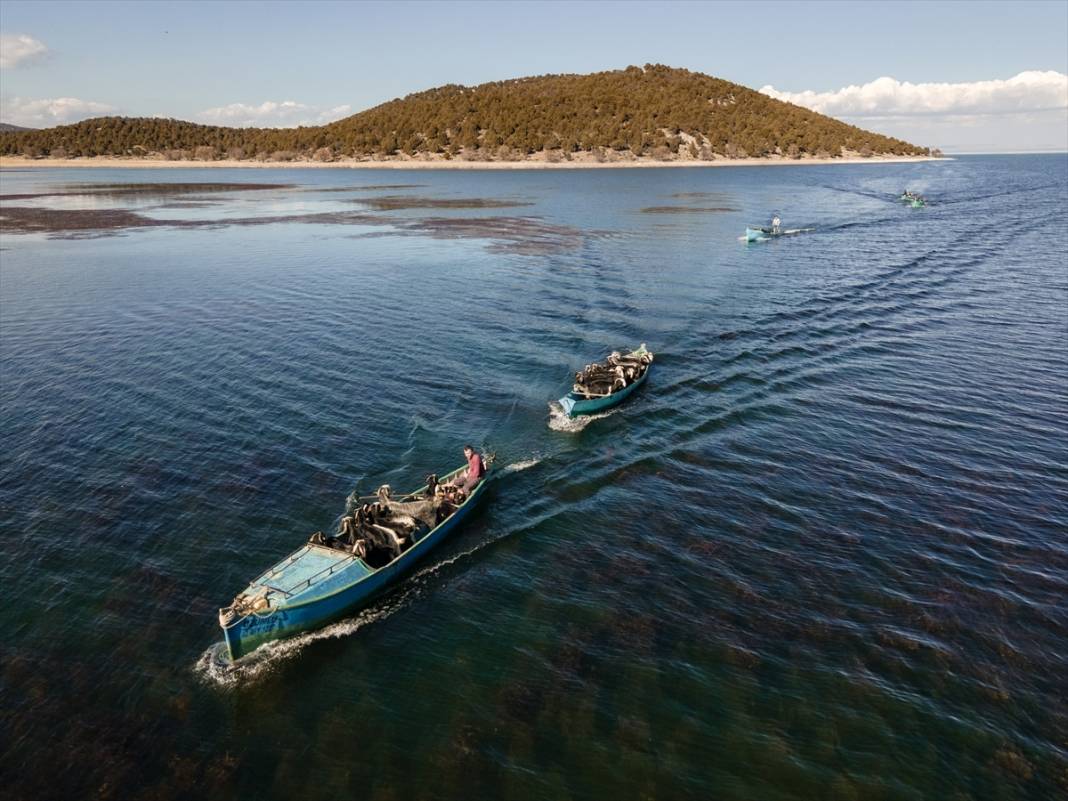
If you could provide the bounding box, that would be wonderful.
[454,444,485,494]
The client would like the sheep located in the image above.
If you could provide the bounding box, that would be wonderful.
[376,484,441,528]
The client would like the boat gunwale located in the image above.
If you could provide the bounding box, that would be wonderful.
[562,364,649,404]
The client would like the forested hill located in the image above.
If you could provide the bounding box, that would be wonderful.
[0,65,929,161]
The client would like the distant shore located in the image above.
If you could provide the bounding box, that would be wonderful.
[0,153,945,170]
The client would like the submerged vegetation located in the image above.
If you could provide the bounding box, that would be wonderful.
[0,182,592,254]
[0,65,928,162]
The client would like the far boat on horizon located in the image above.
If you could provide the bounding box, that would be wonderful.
[899,190,927,207]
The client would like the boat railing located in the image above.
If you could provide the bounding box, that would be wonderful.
[353,465,467,504]
[257,464,480,595]
[252,547,311,589]
[276,550,361,596]
[573,389,617,398]
[277,480,486,591]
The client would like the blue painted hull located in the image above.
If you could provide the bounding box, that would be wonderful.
[558,352,651,417]
[220,466,487,660]
[745,226,771,242]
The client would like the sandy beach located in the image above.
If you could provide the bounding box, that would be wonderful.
[0,153,945,170]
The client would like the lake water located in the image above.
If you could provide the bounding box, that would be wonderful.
[1,157,1066,800]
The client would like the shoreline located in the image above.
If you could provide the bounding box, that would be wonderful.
[0,154,946,171]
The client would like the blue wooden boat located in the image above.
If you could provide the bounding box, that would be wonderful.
[218,463,488,661]
[557,344,653,417]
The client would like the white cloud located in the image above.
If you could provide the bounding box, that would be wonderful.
[195,100,352,128]
[759,71,1068,118]
[0,34,48,68]
[0,96,115,127]
[844,109,1067,153]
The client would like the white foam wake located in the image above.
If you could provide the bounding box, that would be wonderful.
[193,604,393,688]
[503,456,542,473]
[547,401,616,433]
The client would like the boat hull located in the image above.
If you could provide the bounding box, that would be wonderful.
[221,469,487,660]
[745,225,813,242]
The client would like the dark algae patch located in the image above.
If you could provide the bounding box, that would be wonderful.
[0,206,388,237]
[354,215,599,255]
[309,184,427,192]
[640,206,737,214]
[0,204,575,253]
[403,216,588,254]
[149,201,222,209]
[350,196,533,211]
[669,191,733,199]
[0,182,293,201]
[65,182,293,194]
[0,205,581,253]
[0,207,165,236]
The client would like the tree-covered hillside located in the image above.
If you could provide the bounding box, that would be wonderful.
[0,65,927,161]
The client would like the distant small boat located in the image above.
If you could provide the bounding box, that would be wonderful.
[744,225,813,242]
[558,344,653,417]
[218,462,488,661]
[899,192,927,207]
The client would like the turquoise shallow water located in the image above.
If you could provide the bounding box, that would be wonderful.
[1,157,1066,800]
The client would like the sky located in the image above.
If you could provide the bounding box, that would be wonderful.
[1,0,1066,152]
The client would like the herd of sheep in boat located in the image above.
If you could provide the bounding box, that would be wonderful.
[310,475,462,567]
[572,349,653,399]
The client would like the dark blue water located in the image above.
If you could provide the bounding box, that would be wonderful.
[2,156,1066,800]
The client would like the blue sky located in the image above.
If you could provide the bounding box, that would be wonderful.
[2,0,1066,151]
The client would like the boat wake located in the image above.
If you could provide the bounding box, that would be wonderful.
[193,526,519,688]
[503,456,543,473]
[547,401,616,432]
[193,603,395,688]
